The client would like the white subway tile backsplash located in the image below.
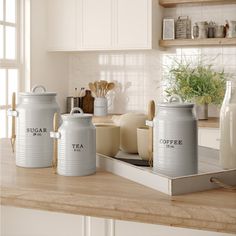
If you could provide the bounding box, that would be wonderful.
[222,46,236,55]
[201,47,223,55]
[69,4,236,114]
[223,54,236,66]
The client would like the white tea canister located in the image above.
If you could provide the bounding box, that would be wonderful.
[147,96,198,177]
[50,108,96,176]
[8,85,60,168]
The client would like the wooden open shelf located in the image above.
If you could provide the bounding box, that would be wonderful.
[159,0,236,7]
[159,38,236,47]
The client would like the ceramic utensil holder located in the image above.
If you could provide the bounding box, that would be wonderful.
[94,97,108,116]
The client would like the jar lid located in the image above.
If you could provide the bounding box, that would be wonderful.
[20,85,57,96]
[158,102,194,108]
[62,107,92,120]
[159,95,194,108]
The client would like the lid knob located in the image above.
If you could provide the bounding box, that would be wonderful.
[70,107,84,115]
[168,95,183,103]
[31,85,47,93]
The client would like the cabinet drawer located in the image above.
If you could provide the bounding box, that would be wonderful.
[198,128,220,150]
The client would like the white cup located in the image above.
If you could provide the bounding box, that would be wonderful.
[137,126,149,160]
[94,97,108,116]
[95,124,120,157]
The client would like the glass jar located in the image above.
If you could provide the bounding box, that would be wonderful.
[220,81,236,169]
[197,21,208,39]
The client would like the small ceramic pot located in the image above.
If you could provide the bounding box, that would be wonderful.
[95,124,120,157]
[137,126,149,160]
[195,103,208,120]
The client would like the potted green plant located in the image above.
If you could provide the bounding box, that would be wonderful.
[164,60,227,120]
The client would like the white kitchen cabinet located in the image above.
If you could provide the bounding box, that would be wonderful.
[47,0,161,51]
[198,128,220,150]
[82,0,113,49]
[47,0,78,51]
[2,206,232,236]
[115,0,151,49]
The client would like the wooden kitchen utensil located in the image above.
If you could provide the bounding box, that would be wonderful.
[10,92,16,152]
[100,80,108,97]
[52,112,59,173]
[89,82,97,97]
[103,82,115,96]
[147,100,155,166]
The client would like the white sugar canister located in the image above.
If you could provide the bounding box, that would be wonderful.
[148,96,198,177]
[8,85,60,168]
[50,108,96,176]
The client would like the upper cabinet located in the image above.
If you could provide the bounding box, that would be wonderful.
[82,0,113,49]
[47,0,162,51]
[47,0,77,50]
[115,0,151,49]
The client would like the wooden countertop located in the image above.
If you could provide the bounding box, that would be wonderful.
[93,115,220,128]
[198,117,219,128]
[1,139,235,234]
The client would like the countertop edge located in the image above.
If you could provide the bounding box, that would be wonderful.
[1,186,236,234]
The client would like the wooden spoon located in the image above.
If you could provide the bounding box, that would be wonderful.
[10,92,16,153]
[107,82,115,91]
[89,82,97,97]
[100,80,108,97]
[104,82,115,96]
[52,112,59,174]
[147,100,155,167]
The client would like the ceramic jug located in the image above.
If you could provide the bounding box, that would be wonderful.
[147,96,198,177]
[50,107,96,176]
[8,85,60,168]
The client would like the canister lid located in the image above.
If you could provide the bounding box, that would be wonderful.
[159,95,194,108]
[19,85,57,96]
[158,102,194,108]
[62,107,92,120]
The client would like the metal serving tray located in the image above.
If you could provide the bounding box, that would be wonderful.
[96,146,236,195]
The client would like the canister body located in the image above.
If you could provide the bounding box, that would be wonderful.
[153,106,198,177]
[57,118,96,176]
[16,96,59,168]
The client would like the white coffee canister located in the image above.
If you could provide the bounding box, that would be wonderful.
[50,108,96,176]
[150,96,198,177]
[8,85,60,168]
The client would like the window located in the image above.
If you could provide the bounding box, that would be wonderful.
[0,0,22,138]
